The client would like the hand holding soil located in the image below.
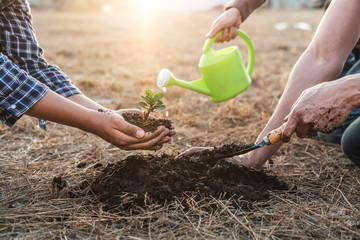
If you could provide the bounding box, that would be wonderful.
[116,90,175,150]
[93,108,172,150]
[118,108,175,148]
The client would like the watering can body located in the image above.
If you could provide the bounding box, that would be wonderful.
[157,30,255,103]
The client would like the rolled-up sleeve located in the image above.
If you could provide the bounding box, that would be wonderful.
[0,53,48,127]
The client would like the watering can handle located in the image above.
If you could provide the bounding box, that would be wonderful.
[203,30,255,76]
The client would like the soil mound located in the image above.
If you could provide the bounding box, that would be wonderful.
[82,144,289,210]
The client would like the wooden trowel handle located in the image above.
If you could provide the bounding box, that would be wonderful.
[266,123,286,145]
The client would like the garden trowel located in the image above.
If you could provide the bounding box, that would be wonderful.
[215,124,286,159]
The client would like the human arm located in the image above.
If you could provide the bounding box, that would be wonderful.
[0,53,172,150]
[282,75,360,141]
[0,0,174,149]
[66,93,176,143]
[232,0,360,168]
[207,0,266,42]
[26,90,172,150]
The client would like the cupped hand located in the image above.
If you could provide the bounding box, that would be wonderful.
[116,108,176,141]
[91,109,174,150]
[206,7,242,43]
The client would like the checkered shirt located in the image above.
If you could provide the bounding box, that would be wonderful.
[0,0,81,129]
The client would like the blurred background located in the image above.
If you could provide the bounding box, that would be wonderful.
[28,0,328,12]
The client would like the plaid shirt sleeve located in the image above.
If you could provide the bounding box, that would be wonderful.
[0,0,82,129]
[0,53,48,127]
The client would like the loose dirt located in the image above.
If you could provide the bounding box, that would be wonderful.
[80,144,288,211]
[122,112,172,132]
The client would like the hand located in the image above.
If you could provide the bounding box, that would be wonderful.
[178,147,214,158]
[282,81,354,142]
[26,91,174,150]
[90,109,173,150]
[225,154,252,167]
[206,8,242,43]
[116,108,176,147]
[179,147,263,169]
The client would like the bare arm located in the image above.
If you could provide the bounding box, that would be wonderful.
[207,0,266,42]
[26,90,171,150]
[283,75,360,141]
[67,93,105,110]
[239,0,360,168]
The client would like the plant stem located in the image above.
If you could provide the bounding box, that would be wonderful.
[144,110,150,122]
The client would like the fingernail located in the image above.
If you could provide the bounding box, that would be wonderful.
[136,129,145,138]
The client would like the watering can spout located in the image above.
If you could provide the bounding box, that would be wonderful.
[157,68,211,96]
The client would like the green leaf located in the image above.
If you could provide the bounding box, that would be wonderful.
[140,95,148,102]
[154,92,164,101]
[145,89,153,98]
[154,104,166,110]
[138,101,149,108]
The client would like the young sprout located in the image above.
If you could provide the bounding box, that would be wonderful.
[138,89,166,121]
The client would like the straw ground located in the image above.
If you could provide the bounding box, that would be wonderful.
[1,7,359,239]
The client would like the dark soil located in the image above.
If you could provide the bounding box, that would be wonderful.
[122,112,172,132]
[52,176,67,190]
[81,144,289,210]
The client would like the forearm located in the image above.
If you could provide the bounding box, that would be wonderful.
[248,0,360,168]
[67,94,106,111]
[248,50,343,168]
[261,50,342,137]
[26,90,96,133]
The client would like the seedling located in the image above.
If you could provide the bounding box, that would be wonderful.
[138,89,166,122]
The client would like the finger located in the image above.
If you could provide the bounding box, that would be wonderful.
[282,117,297,142]
[150,144,163,151]
[230,27,238,40]
[140,126,169,143]
[225,155,248,166]
[122,128,170,150]
[129,129,169,150]
[114,115,145,138]
[222,28,230,42]
[216,34,224,43]
[180,147,214,157]
[157,136,172,145]
[168,129,176,137]
[206,20,222,38]
[225,158,240,165]
[112,125,167,146]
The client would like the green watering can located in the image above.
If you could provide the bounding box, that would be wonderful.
[157,30,255,103]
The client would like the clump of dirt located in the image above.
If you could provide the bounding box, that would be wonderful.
[81,144,289,210]
[122,112,172,132]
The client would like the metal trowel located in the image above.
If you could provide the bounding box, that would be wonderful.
[215,124,286,159]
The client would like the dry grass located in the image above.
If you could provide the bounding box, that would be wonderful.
[1,7,360,239]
